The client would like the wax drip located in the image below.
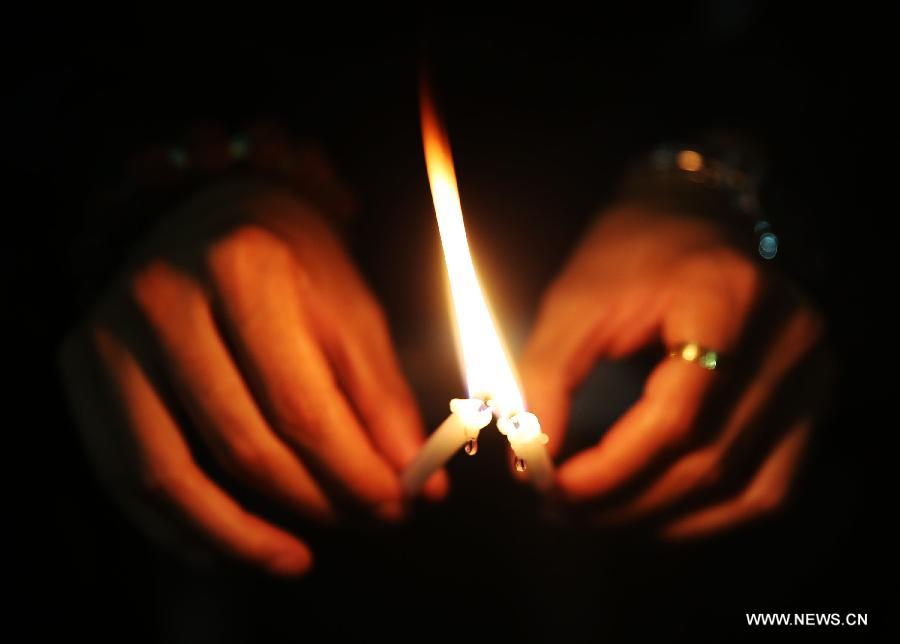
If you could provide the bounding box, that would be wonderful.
[464,438,479,456]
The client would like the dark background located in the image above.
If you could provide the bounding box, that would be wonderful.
[7,5,892,642]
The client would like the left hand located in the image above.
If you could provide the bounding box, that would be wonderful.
[520,206,831,538]
[59,185,446,575]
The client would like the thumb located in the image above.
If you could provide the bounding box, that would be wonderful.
[520,275,669,458]
[519,287,618,458]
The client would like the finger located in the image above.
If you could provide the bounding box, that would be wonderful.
[661,417,811,539]
[261,204,449,501]
[557,253,757,500]
[594,307,824,523]
[130,261,333,520]
[255,200,449,500]
[92,324,314,575]
[314,291,449,500]
[59,326,210,564]
[522,280,666,457]
[206,226,402,516]
[557,361,715,499]
[520,288,613,457]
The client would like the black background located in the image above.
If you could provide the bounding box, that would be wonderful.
[7,6,893,642]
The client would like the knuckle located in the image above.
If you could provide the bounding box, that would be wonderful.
[129,260,193,319]
[724,250,761,293]
[271,385,330,445]
[207,224,291,280]
[683,248,762,301]
[678,450,721,488]
[230,223,283,251]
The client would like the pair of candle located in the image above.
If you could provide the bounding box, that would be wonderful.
[401,84,554,496]
[402,398,553,495]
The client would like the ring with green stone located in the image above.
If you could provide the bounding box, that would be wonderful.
[669,342,720,370]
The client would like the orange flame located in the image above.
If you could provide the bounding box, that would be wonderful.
[421,84,525,418]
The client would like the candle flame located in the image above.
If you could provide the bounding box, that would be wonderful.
[421,84,525,419]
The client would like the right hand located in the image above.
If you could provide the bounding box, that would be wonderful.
[520,207,828,537]
[59,184,446,575]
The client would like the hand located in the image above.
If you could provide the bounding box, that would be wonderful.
[521,206,830,538]
[59,183,447,575]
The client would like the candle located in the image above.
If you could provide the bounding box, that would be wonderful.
[499,412,554,491]
[402,398,492,495]
[402,79,554,495]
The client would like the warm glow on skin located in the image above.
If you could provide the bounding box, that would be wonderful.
[677,149,704,172]
[420,86,525,418]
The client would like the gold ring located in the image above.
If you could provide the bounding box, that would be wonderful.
[669,342,719,370]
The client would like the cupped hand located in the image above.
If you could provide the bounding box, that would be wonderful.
[521,206,830,538]
[59,183,446,575]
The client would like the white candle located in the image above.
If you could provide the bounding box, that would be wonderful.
[498,412,554,491]
[402,398,492,496]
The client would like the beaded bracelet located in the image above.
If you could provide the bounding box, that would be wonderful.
[122,121,356,221]
[622,142,779,260]
[71,121,356,313]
